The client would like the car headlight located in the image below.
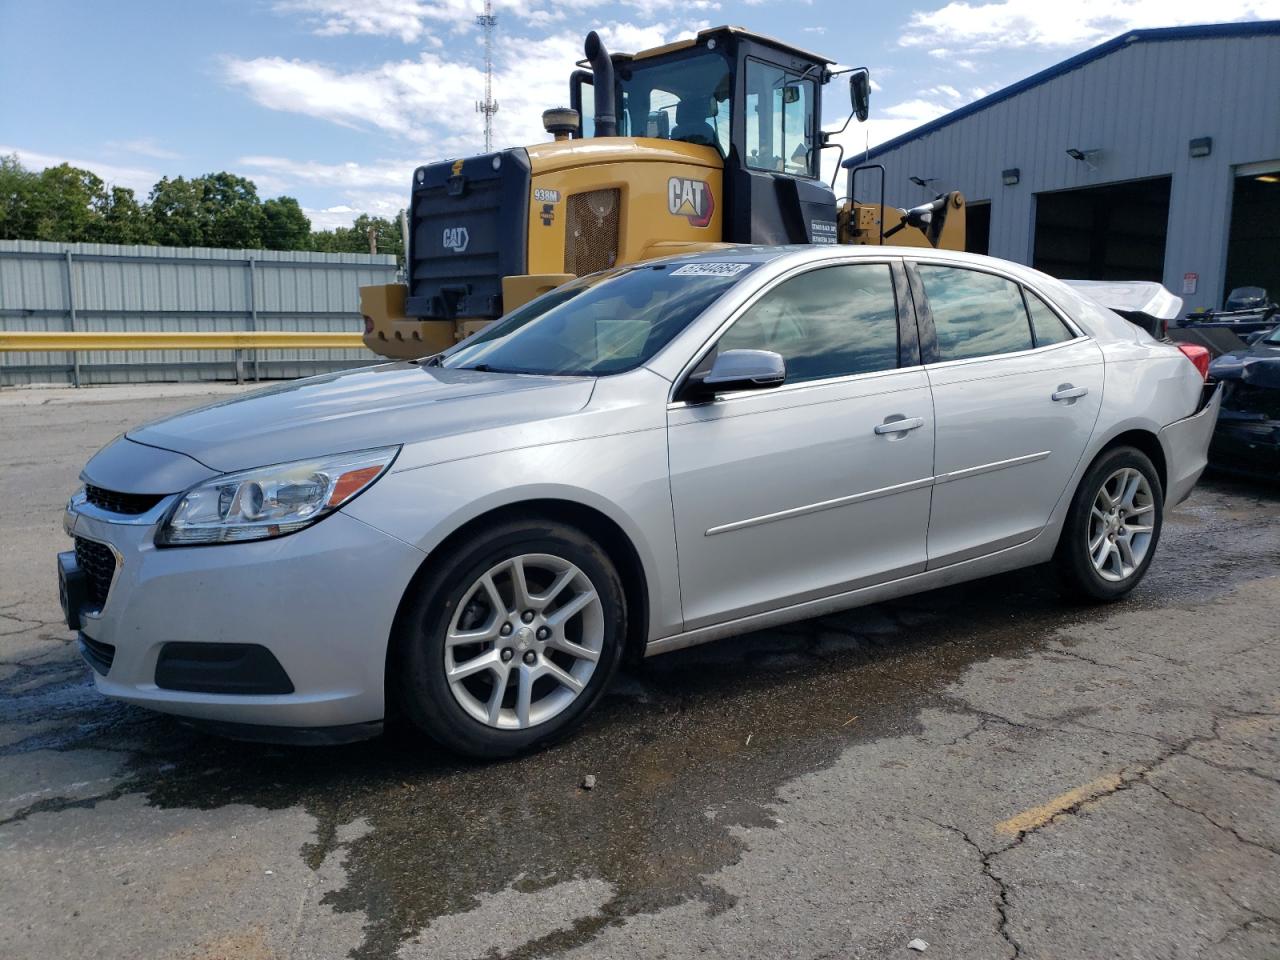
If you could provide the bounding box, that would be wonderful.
[157,446,400,546]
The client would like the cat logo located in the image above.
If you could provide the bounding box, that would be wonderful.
[442,227,470,253]
[667,177,714,228]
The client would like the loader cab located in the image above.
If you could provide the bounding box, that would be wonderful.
[571,26,839,246]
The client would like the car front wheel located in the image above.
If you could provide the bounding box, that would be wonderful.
[395,519,627,758]
[1056,446,1164,601]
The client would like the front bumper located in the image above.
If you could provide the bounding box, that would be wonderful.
[62,492,425,733]
[1159,383,1223,506]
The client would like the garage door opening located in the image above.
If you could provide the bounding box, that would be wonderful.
[1223,162,1280,308]
[965,201,990,255]
[1032,176,1171,281]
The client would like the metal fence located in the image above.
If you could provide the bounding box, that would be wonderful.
[0,240,398,386]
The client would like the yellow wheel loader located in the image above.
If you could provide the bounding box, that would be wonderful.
[361,26,965,359]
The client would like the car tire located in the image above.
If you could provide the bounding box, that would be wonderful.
[394,518,627,758]
[1055,445,1164,602]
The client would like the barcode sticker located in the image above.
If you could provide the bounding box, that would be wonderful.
[670,262,751,277]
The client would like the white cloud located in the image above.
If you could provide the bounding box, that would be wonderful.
[902,0,1278,53]
[238,155,413,190]
[224,22,693,158]
[878,98,954,122]
[106,138,183,161]
[0,144,159,195]
[821,94,965,185]
[275,0,721,42]
[303,197,406,230]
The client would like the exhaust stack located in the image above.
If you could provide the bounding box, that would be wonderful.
[583,31,617,137]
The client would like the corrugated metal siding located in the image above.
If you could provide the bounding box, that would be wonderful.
[866,33,1280,310]
[0,241,398,385]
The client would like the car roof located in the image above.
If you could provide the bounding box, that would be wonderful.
[642,243,1144,347]
[651,244,1054,278]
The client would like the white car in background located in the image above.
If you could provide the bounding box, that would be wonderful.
[60,246,1220,757]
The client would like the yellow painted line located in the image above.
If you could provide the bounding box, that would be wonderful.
[0,331,366,351]
[996,773,1124,836]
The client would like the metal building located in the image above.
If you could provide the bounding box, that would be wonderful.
[856,21,1280,314]
[0,241,397,386]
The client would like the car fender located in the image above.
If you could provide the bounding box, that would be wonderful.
[341,428,683,641]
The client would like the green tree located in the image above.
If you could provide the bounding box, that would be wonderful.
[146,175,208,246]
[200,172,265,249]
[262,196,311,250]
[89,186,151,244]
[147,172,268,248]
[308,212,403,260]
[0,154,38,240]
[28,163,109,241]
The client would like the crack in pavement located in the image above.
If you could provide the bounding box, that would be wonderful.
[922,817,1021,959]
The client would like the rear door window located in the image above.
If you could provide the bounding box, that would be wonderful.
[1023,289,1076,346]
[917,265,1034,362]
[715,263,899,382]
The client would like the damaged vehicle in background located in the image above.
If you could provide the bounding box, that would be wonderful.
[1182,286,1278,337]
[1207,324,1280,480]
[58,246,1221,758]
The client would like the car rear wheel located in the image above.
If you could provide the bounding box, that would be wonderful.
[1056,446,1164,601]
[395,519,627,758]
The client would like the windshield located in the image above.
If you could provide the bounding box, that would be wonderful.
[442,261,758,376]
[1265,326,1280,345]
[590,50,733,156]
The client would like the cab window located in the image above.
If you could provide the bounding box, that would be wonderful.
[745,59,816,177]
[714,264,899,383]
[617,52,732,157]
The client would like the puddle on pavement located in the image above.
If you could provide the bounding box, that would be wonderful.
[2,479,1277,959]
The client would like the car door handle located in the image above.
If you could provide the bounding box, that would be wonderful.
[874,416,925,435]
[1051,384,1089,403]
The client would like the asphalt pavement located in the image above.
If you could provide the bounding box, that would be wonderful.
[1,384,1278,960]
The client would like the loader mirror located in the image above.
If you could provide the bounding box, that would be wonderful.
[849,69,870,123]
[782,84,802,105]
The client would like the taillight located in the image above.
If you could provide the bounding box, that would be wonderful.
[1176,343,1211,380]
[362,315,374,335]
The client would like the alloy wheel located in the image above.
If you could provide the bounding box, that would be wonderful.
[444,554,605,730]
[1087,467,1156,582]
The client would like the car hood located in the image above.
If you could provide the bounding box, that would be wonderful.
[1209,341,1280,389]
[126,362,596,476]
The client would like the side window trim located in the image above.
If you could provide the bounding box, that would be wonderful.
[670,258,909,404]
[907,260,1087,366]
[903,261,939,365]
[891,260,922,369]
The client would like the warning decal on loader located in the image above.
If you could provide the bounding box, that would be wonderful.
[668,177,714,228]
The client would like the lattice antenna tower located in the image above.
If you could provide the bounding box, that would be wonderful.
[476,0,499,152]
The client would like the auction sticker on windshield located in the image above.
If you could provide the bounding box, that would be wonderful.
[670,263,751,277]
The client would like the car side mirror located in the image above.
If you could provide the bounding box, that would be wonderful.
[684,349,786,403]
[849,68,870,123]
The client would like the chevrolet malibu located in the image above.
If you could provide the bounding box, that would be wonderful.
[60,246,1221,757]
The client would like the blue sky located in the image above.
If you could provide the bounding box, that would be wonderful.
[2,0,1277,229]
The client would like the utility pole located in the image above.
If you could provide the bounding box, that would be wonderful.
[475,0,499,152]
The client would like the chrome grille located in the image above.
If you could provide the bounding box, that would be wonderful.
[74,537,116,607]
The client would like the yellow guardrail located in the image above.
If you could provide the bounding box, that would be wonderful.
[0,331,366,351]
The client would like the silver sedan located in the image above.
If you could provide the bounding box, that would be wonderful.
[60,246,1221,756]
